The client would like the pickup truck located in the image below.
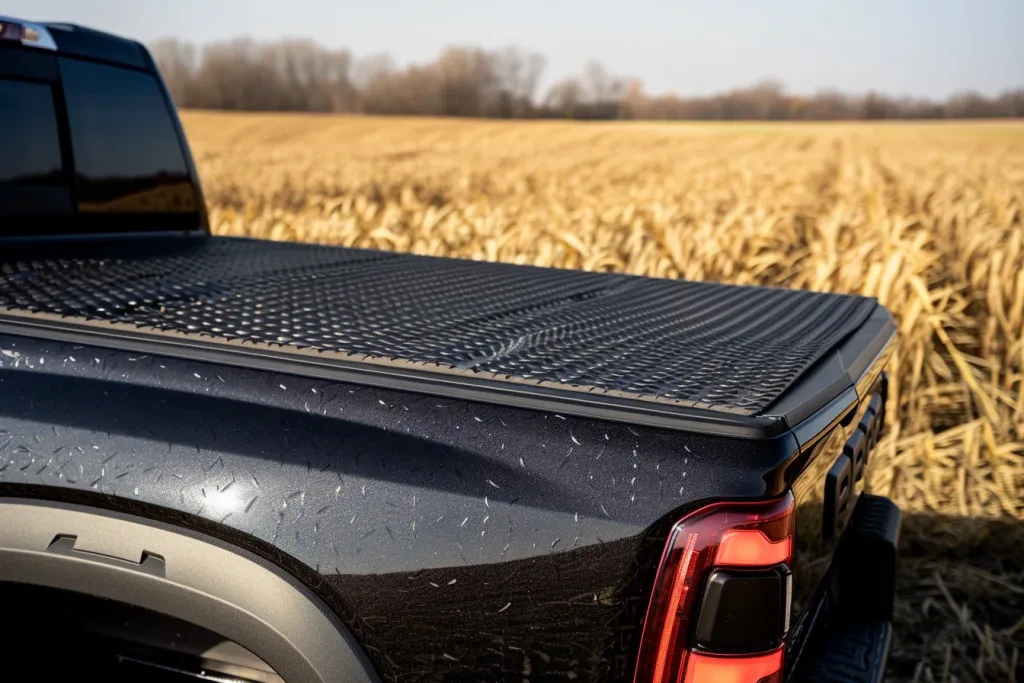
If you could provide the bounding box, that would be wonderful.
[0,16,900,683]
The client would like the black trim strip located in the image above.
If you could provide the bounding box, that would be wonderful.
[0,228,207,245]
[49,54,78,207]
[0,312,784,439]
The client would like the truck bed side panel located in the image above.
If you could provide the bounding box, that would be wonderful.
[0,334,798,681]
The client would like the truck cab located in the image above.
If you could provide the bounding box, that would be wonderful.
[0,15,207,238]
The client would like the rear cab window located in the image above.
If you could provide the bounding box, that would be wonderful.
[0,78,62,183]
[0,76,71,214]
[59,58,196,214]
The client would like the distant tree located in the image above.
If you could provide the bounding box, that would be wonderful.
[544,77,584,118]
[619,78,647,119]
[491,47,546,117]
[946,90,996,119]
[860,91,889,119]
[435,46,498,117]
[263,39,355,112]
[993,89,1024,117]
[801,90,854,120]
[148,36,1024,121]
[361,62,444,116]
[581,61,622,103]
[352,53,396,89]
[189,39,274,110]
[149,38,199,106]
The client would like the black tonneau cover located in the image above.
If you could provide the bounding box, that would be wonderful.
[0,236,894,437]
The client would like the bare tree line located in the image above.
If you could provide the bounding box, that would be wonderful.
[151,38,1024,120]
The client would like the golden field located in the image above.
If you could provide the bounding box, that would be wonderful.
[182,111,1024,682]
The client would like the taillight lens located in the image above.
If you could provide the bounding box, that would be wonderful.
[634,494,794,683]
[683,649,785,683]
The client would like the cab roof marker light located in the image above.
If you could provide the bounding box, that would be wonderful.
[0,16,59,51]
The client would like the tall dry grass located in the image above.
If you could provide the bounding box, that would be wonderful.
[182,111,1023,682]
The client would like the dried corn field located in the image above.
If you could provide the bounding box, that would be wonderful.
[182,111,1024,682]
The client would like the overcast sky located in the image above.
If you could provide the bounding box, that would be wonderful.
[11,0,1023,98]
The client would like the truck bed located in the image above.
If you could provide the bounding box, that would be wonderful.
[0,236,889,437]
[0,235,896,682]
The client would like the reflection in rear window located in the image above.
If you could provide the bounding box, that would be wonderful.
[58,58,197,213]
[0,78,63,184]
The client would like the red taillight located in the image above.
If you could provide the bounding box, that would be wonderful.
[715,529,791,567]
[683,648,785,683]
[634,494,794,683]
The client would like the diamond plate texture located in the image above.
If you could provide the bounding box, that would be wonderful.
[0,237,877,415]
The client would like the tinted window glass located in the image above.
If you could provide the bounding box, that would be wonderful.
[59,58,197,213]
[0,78,63,184]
